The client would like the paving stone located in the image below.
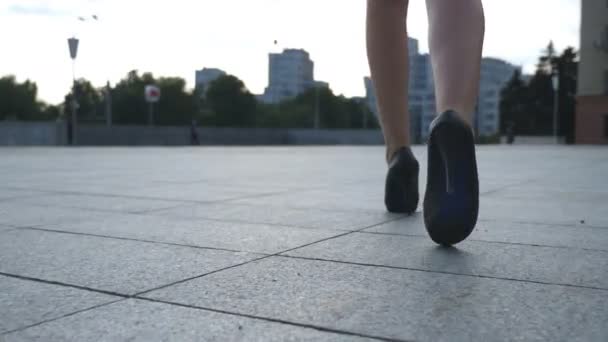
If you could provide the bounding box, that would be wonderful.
[10,194,182,214]
[285,232,608,289]
[154,203,400,231]
[364,214,608,251]
[0,189,47,202]
[484,185,608,203]
[0,275,118,334]
[2,146,608,341]
[479,196,608,228]
[44,214,344,254]
[231,186,392,213]
[145,257,608,341]
[0,203,112,228]
[0,229,259,295]
[2,299,372,342]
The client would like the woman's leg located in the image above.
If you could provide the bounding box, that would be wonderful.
[423,0,484,245]
[426,0,485,123]
[366,0,410,162]
[367,0,419,214]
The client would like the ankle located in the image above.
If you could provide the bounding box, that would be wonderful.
[386,145,413,164]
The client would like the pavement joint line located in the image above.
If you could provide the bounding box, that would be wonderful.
[132,254,274,297]
[0,186,195,204]
[0,272,130,298]
[132,219,394,297]
[356,230,608,253]
[1,201,180,216]
[0,185,292,207]
[1,184,406,216]
[277,255,608,292]
[479,178,538,196]
[1,299,126,336]
[16,226,267,256]
[141,210,384,232]
[149,199,408,217]
[477,218,608,230]
[10,219,399,301]
[272,214,409,257]
[134,297,408,342]
[128,203,204,215]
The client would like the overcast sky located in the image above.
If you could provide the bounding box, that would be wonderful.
[0,0,580,104]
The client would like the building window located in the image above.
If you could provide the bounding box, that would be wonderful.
[605,70,608,95]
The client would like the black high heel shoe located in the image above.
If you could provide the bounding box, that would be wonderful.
[423,110,479,245]
[385,147,419,214]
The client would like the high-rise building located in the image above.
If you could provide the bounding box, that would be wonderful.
[365,37,517,142]
[575,0,608,144]
[476,58,519,136]
[262,49,315,103]
[195,68,226,93]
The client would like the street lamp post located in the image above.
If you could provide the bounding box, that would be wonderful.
[551,72,559,144]
[314,84,320,130]
[67,37,79,145]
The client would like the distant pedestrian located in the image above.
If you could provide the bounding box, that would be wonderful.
[506,121,516,144]
[367,0,483,245]
[190,119,200,145]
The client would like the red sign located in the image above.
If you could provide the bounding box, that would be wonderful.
[145,85,161,103]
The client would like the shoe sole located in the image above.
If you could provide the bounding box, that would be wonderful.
[385,159,419,214]
[423,113,479,245]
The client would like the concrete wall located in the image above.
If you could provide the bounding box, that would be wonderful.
[500,135,566,145]
[76,125,384,146]
[0,121,66,146]
[575,95,608,144]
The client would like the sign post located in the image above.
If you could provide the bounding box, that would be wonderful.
[67,37,79,145]
[145,85,161,126]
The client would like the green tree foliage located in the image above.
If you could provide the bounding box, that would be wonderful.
[500,70,530,132]
[155,77,196,125]
[111,71,155,124]
[110,71,196,125]
[256,86,379,129]
[204,75,257,127]
[64,79,102,122]
[0,75,47,120]
[554,47,578,144]
[500,42,578,142]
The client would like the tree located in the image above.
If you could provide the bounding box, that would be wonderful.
[155,77,196,125]
[205,75,257,127]
[553,47,578,144]
[109,71,196,125]
[64,79,102,123]
[256,86,380,129]
[0,75,45,121]
[499,43,578,141]
[111,70,154,124]
[500,70,527,134]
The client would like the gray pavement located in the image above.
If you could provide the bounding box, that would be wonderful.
[0,146,607,341]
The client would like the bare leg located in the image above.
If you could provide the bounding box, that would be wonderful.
[366,0,410,162]
[426,0,485,124]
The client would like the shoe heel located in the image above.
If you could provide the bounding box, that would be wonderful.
[423,111,479,246]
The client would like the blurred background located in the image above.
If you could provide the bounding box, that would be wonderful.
[0,0,606,146]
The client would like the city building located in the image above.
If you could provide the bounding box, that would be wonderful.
[194,68,226,93]
[262,49,315,104]
[575,0,608,144]
[476,58,519,136]
[364,38,517,143]
[363,76,377,117]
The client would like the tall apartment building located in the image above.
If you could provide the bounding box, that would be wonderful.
[195,68,226,93]
[365,38,517,142]
[262,49,315,104]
